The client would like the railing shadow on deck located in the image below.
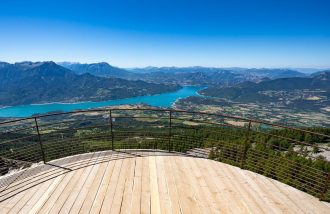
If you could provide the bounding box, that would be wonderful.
[0,150,190,202]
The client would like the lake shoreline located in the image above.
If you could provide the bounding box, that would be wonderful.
[0,86,205,118]
[0,91,179,109]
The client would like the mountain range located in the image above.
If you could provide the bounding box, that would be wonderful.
[201,71,330,104]
[1,61,329,108]
[58,62,131,78]
[60,62,309,86]
[0,61,179,107]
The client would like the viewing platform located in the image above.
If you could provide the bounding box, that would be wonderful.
[0,150,329,214]
[1,108,330,213]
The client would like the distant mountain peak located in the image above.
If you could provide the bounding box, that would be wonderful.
[0,61,180,107]
[13,61,57,70]
[59,62,131,78]
[314,71,330,80]
[0,61,10,68]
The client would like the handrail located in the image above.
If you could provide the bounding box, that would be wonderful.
[0,107,329,201]
[1,107,329,138]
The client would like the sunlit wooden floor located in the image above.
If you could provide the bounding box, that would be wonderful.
[0,150,329,214]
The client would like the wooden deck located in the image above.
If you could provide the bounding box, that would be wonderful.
[0,150,329,214]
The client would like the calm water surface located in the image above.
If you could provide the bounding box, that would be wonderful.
[0,86,203,118]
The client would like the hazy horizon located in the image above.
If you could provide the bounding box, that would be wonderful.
[1,60,329,73]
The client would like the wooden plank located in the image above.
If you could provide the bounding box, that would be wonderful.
[108,157,130,213]
[88,156,116,214]
[51,152,111,214]
[194,158,234,213]
[256,171,329,213]
[219,162,266,213]
[140,156,151,214]
[182,157,219,214]
[207,159,252,213]
[66,151,108,214]
[0,166,67,204]
[77,151,113,214]
[131,157,142,214]
[1,182,41,214]
[11,178,57,214]
[149,156,161,214]
[58,152,102,214]
[46,158,99,213]
[175,156,213,213]
[99,158,124,214]
[155,156,172,214]
[0,168,49,195]
[322,201,330,209]
[170,156,201,214]
[211,160,266,214]
[241,170,302,213]
[231,163,281,214]
[0,181,36,213]
[35,153,94,214]
[120,156,136,213]
[186,157,222,213]
[179,156,213,213]
[30,153,87,212]
[163,155,182,214]
[39,151,100,213]
[2,151,330,214]
[27,174,65,214]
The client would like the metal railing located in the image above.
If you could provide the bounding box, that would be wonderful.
[0,108,329,201]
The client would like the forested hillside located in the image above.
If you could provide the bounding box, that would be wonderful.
[0,62,180,106]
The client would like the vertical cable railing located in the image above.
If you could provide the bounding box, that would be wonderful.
[0,108,329,201]
[168,110,172,152]
[34,117,46,163]
[320,172,330,200]
[240,121,251,169]
[109,110,114,151]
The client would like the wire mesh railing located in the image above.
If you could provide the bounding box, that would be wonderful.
[0,108,329,201]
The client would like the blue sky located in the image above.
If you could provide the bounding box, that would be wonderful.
[0,0,329,68]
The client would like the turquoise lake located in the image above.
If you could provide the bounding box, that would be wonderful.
[0,86,203,118]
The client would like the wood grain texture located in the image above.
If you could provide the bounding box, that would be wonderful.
[0,150,329,214]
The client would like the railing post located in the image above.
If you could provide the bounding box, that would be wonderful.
[109,110,114,151]
[240,121,251,169]
[34,117,46,163]
[320,172,330,200]
[168,110,172,152]
[199,128,203,148]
